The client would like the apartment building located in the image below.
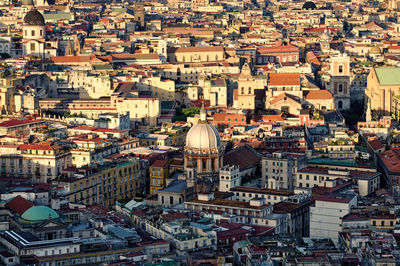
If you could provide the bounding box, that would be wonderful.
[261,152,307,191]
[149,159,169,195]
[295,167,380,196]
[310,193,357,243]
[0,141,71,183]
[54,158,141,207]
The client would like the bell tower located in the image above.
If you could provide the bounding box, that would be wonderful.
[134,4,145,29]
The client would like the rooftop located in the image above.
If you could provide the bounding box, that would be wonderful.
[375,67,400,86]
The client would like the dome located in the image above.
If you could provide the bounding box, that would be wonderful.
[186,122,221,150]
[21,206,59,221]
[370,46,381,55]
[24,9,45,26]
[302,1,317,10]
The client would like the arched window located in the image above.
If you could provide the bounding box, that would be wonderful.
[241,87,244,94]
[338,100,343,109]
[338,84,343,92]
[248,87,251,94]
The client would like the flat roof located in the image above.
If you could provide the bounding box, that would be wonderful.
[186,198,270,210]
[231,186,293,196]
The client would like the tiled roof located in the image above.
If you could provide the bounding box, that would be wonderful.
[223,145,262,170]
[257,45,298,53]
[270,93,300,105]
[19,141,60,151]
[50,55,91,63]
[368,138,384,151]
[268,73,300,86]
[304,90,333,100]
[5,196,34,215]
[151,159,168,168]
[0,119,43,128]
[378,149,400,173]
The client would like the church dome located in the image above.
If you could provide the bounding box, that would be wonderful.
[24,9,45,26]
[302,1,317,10]
[185,110,221,151]
[21,206,60,221]
[186,122,221,150]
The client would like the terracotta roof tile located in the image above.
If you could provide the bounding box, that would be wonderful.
[268,73,300,86]
[6,196,34,215]
[305,90,333,100]
[223,145,262,170]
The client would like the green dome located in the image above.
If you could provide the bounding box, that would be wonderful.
[21,206,59,221]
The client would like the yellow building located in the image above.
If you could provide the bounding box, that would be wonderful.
[167,46,225,63]
[237,63,256,110]
[149,159,169,195]
[366,67,400,116]
[370,215,396,230]
[54,158,141,207]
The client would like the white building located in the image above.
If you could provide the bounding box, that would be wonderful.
[219,165,241,192]
[310,193,357,243]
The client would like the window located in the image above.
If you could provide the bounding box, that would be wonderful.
[339,65,343,73]
[338,84,343,92]
[31,30,35,36]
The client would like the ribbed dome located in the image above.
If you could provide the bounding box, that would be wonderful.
[24,9,45,26]
[21,206,59,221]
[186,122,221,150]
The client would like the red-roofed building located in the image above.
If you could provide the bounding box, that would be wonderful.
[377,149,400,193]
[5,195,34,215]
[256,44,299,64]
[0,118,45,136]
[266,73,302,103]
[212,113,247,128]
[304,90,334,111]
